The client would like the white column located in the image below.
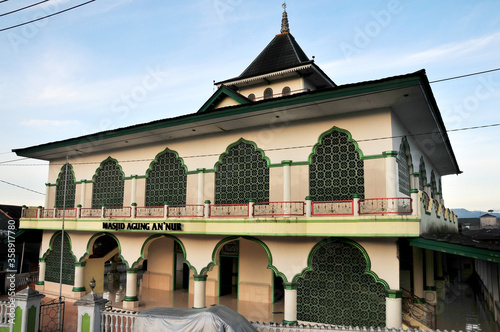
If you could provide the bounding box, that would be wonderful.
[73,263,86,297]
[45,183,50,209]
[413,247,424,298]
[80,180,87,207]
[130,175,137,205]
[283,283,297,325]
[384,151,398,198]
[13,288,45,332]
[411,189,419,216]
[123,269,139,309]
[353,195,360,216]
[36,259,46,291]
[197,169,205,205]
[305,196,312,217]
[193,275,207,309]
[385,290,402,329]
[282,160,291,202]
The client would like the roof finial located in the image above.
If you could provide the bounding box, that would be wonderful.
[280,2,290,34]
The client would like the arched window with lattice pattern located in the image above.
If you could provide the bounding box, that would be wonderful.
[419,157,427,191]
[44,232,75,285]
[430,171,437,199]
[92,157,124,208]
[145,149,187,206]
[215,140,269,204]
[55,164,76,208]
[309,128,364,201]
[397,138,412,196]
[264,88,273,100]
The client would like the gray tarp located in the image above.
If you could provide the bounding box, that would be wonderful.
[133,305,257,332]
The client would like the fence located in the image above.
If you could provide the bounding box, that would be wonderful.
[402,288,436,330]
[101,309,137,332]
[254,201,304,217]
[311,200,353,216]
[359,198,412,215]
[209,204,249,217]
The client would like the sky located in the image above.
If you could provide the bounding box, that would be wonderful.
[0,0,499,213]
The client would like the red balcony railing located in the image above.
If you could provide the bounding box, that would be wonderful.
[167,205,204,218]
[359,197,412,215]
[254,201,304,217]
[209,204,249,217]
[312,200,353,216]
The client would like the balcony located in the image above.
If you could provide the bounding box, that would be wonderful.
[19,192,457,237]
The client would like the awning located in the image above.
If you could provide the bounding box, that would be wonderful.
[409,238,500,263]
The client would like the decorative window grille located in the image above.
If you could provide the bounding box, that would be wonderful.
[309,129,364,201]
[297,240,386,327]
[430,171,437,199]
[55,164,76,208]
[45,232,75,285]
[419,157,426,191]
[397,140,411,196]
[264,88,273,100]
[248,93,255,101]
[92,158,124,208]
[145,150,187,206]
[215,141,269,204]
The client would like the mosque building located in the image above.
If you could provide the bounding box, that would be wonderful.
[14,4,461,328]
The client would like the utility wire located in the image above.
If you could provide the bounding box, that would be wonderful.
[0,0,95,32]
[430,67,500,84]
[2,122,499,167]
[0,179,45,195]
[0,0,49,17]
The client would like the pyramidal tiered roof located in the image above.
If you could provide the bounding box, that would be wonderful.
[216,4,335,89]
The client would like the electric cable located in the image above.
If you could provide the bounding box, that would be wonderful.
[0,0,95,32]
[0,0,49,17]
[0,179,45,195]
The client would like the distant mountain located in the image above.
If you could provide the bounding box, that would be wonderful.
[452,208,500,219]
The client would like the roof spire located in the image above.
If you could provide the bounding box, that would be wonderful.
[280,2,290,34]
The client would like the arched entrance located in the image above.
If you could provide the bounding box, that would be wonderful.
[297,239,387,327]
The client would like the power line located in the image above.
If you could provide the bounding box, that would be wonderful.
[0,0,95,32]
[429,67,500,84]
[0,179,45,195]
[2,122,499,167]
[0,0,49,17]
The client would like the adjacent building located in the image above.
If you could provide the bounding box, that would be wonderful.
[13,6,461,328]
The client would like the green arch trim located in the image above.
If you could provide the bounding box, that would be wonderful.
[132,234,196,273]
[79,232,127,268]
[291,238,389,290]
[91,156,126,182]
[212,138,271,171]
[42,231,77,263]
[199,236,288,283]
[307,127,364,164]
[55,163,76,186]
[145,147,188,179]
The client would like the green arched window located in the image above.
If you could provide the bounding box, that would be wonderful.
[145,150,187,206]
[45,232,75,285]
[418,157,427,191]
[309,129,364,201]
[215,140,269,204]
[55,164,76,208]
[430,171,437,199]
[92,158,124,208]
[397,139,411,196]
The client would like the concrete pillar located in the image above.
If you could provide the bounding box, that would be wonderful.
[383,151,398,198]
[204,200,210,219]
[248,199,255,218]
[73,263,87,298]
[353,194,360,216]
[435,252,445,300]
[123,269,139,309]
[197,169,205,205]
[411,189,419,216]
[386,290,402,329]
[36,259,46,291]
[74,288,108,332]
[193,275,207,309]
[283,283,297,325]
[45,183,50,209]
[80,180,87,207]
[305,196,312,217]
[12,287,45,332]
[424,250,437,303]
[413,247,424,298]
[282,160,291,202]
[130,175,137,206]
[490,262,499,321]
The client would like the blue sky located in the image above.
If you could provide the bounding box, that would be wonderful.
[1,0,499,212]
